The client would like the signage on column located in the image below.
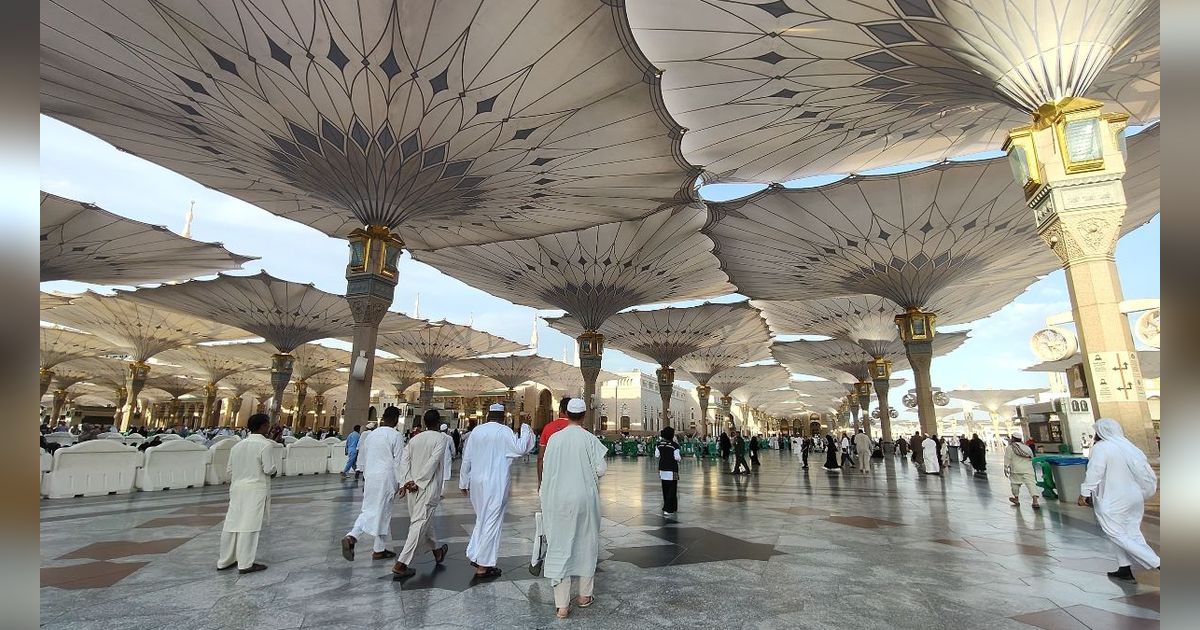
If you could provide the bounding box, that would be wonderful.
[1088,351,1145,402]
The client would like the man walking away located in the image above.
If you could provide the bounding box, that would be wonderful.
[853,429,871,474]
[1004,434,1040,510]
[840,432,854,469]
[657,427,681,515]
[217,413,276,574]
[460,403,534,579]
[731,430,751,474]
[540,398,607,619]
[392,409,453,578]
[718,430,731,464]
[748,432,761,468]
[341,424,361,478]
[1078,418,1160,582]
[342,407,405,561]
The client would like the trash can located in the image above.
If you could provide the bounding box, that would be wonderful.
[1047,456,1089,502]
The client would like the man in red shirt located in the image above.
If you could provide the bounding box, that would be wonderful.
[537,397,572,489]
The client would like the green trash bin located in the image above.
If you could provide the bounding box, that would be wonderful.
[1032,455,1058,499]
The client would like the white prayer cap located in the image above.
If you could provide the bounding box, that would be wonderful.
[567,398,586,413]
[440,423,448,432]
[488,403,505,412]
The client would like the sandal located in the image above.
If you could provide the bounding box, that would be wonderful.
[473,566,502,580]
[1032,503,1041,510]
[576,595,594,608]
[432,544,449,564]
[556,607,570,619]
[1008,497,1020,506]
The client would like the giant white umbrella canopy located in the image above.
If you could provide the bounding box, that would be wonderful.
[625,0,1158,183]
[375,321,526,411]
[117,272,419,423]
[42,0,706,441]
[704,125,1158,433]
[707,364,790,430]
[40,191,256,285]
[143,374,206,427]
[434,374,509,420]
[156,344,265,426]
[41,0,700,247]
[674,341,772,436]
[412,205,733,427]
[217,340,350,428]
[1024,350,1160,381]
[373,359,428,401]
[219,370,274,424]
[39,325,112,396]
[449,354,561,410]
[946,388,1044,435]
[39,291,250,429]
[546,300,769,428]
[534,360,621,401]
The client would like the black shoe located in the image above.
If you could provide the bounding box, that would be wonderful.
[1107,566,1136,582]
[341,535,356,561]
[238,563,267,574]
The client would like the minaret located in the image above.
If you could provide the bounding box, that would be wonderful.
[529,314,540,354]
[412,293,421,319]
[181,200,194,238]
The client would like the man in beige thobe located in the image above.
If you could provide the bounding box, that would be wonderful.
[540,398,608,619]
[391,409,453,578]
[853,429,872,474]
[217,413,276,574]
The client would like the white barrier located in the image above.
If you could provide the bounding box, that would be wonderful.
[322,437,348,473]
[41,440,139,499]
[283,437,327,476]
[204,437,241,485]
[44,432,77,448]
[135,439,208,491]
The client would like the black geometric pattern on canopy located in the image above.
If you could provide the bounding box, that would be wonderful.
[40,326,111,371]
[753,284,1029,357]
[41,1,700,249]
[626,0,1158,182]
[703,124,1160,308]
[40,192,256,285]
[116,272,422,353]
[39,291,250,362]
[218,370,272,398]
[544,301,769,367]
[374,359,428,395]
[155,344,262,385]
[450,355,560,390]
[412,205,733,331]
[674,341,773,387]
[706,364,790,401]
[435,374,506,399]
[772,332,968,383]
[375,322,525,376]
[534,360,621,397]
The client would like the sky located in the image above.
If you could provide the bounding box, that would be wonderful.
[39,115,1160,413]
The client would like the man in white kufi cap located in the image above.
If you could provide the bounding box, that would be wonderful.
[459,403,534,578]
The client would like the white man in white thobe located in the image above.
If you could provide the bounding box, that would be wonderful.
[460,403,534,578]
[341,408,405,561]
[921,435,940,475]
[852,429,872,474]
[391,409,453,578]
[1078,418,1160,582]
[217,413,276,574]
[540,398,607,619]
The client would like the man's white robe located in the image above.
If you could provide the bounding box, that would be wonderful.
[540,425,607,582]
[397,429,453,564]
[921,438,940,474]
[348,425,405,550]
[459,422,533,567]
[219,433,276,569]
[1081,421,1160,569]
[354,428,373,473]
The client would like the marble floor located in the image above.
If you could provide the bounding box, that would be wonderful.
[39,450,1161,629]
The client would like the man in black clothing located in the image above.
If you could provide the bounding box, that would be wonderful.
[801,436,811,469]
[657,427,681,515]
[731,430,751,475]
[718,430,732,464]
[749,433,761,468]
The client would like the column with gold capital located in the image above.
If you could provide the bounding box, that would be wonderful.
[201,383,219,428]
[577,332,604,431]
[871,358,894,447]
[293,380,309,430]
[344,226,401,435]
[656,366,675,428]
[121,361,150,431]
[696,384,712,438]
[895,308,937,436]
[1005,97,1156,455]
[854,381,873,437]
